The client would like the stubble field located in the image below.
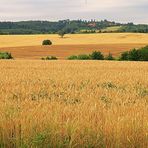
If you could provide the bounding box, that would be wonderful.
[0,60,148,147]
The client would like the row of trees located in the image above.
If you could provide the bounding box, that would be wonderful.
[120,46,148,61]
[68,46,148,61]
[2,20,148,34]
[0,20,119,35]
[120,24,148,33]
[68,51,114,60]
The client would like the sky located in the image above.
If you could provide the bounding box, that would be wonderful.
[0,0,148,23]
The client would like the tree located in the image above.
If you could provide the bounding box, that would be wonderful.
[105,53,114,60]
[58,30,66,38]
[42,40,52,45]
[128,49,141,61]
[90,51,104,60]
[119,46,148,61]
[119,51,129,61]
[140,46,148,61]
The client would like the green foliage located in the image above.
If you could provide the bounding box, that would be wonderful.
[32,132,47,147]
[67,55,78,60]
[120,23,148,33]
[1,20,148,34]
[0,52,13,59]
[67,54,90,60]
[67,51,105,60]
[77,54,90,60]
[42,56,57,60]
[119,51,129,61]
[119,46,148,61]
[105,53,115,60]
[58,30,66,38]
[67,46,147,61]
[101,26,121,33]
[42,40,52,45]
[128,49,141,61]
[0,20,119,34]
[90,51,104,60]
[139,46,148,61]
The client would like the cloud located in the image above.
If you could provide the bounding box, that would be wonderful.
[0,0,148,23]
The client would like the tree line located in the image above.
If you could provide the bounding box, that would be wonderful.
[0,19,148,34]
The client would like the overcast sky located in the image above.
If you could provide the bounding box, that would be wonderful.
[0,0,148,23]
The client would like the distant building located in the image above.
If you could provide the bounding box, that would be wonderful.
[87,23,96,27]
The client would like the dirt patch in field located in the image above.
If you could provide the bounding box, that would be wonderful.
[0,43,146,59]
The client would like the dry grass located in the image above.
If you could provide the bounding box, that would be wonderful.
[0,33,148,48]
[0,60,147,147]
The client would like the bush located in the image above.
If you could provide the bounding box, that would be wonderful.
[67,51,104,60]
[139,46,148,61]
[0,52,13,59]
[90,51,104,60]
[41,56,57,60]
[67,54,90,60]
[119,46,148,61]
[67,55,78,60]
[119,51,129,61]
[42,40,52,45]
[105,53,114,60]
[77,54,90,60]
[128,49,141,61]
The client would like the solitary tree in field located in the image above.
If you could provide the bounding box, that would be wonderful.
[42,40,52,45]
[58,30,66,38]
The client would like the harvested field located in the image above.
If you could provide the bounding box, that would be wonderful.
[0,44,147,59]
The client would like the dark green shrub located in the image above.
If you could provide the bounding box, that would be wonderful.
[128,49,141,61]
[67,55,78,60]
[105,53,115,60]
[42,56,57,60]
[0,52,13,59]
[90,51,104,60]
[42,40,52,45]
[119,51,129,61]
[119,46,148,61]
[139,46,148,61]
[77,54,90,60]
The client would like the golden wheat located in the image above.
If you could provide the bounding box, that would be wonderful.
[0,60,147,147]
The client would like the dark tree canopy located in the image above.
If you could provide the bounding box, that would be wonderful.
[42,40,52,45]
[0,19,148,35]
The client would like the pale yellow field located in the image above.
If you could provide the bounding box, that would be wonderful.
[0,60,148,147]
[1,33,148,48]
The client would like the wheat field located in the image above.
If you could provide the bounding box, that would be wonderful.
[0,33,148,48]
[0,60,147,147]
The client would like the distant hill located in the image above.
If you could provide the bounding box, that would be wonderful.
[0,19,148,34]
